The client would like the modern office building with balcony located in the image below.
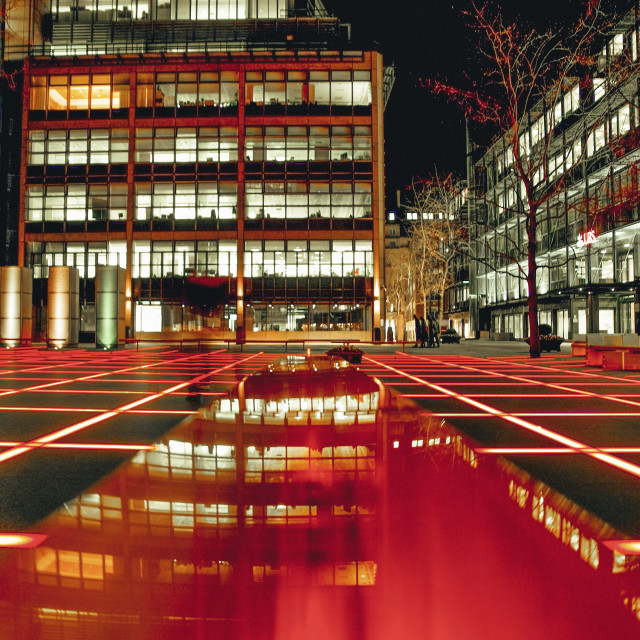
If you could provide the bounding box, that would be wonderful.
[6,0,388,342]
[460,9,640,341]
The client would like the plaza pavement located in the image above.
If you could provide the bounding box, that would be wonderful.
[1,338,639,541]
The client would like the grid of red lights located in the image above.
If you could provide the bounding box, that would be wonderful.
[0,345,277,545]
[0,346,272,464]
[361,350,640,552]
[361,351,640,479]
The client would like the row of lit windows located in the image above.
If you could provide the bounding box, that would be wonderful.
[137,71,238,108]
[132,239,373,278]
[51,0,289,22]
[244,398,378,416]
[245,126,372,162]
[476,253,636,303]
[26,184,128,222]
[245,70,372,107]
[34,546,375,588]
[29,239,235,278]
[243,241,374,278]
[243,399,376,425]
[29,70,372,112]
[133,439,375,470]
[30,74,131,111]
[133,239,237,277]
[25,182,373,223]
[27,129,129,165]
[27,125,373,165]
[508,480,600,570]
[245,182,372,220]
[134,126,237,163]
[28,239,126,268]
[25,239,374,280]
[493,99,638,188]
[134,182,237,220]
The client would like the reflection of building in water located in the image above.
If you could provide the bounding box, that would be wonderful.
[1,356,393,637]
[5,357,640,636]
[401,417,640,623]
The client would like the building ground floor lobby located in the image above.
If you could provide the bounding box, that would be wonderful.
[482,288,640,341]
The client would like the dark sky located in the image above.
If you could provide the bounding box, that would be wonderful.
[322,0,599,208]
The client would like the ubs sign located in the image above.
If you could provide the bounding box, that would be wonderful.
[577,230,597,248]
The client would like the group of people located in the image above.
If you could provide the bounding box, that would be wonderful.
[413,313,440,348]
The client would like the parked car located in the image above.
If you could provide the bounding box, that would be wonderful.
[440,329,462,344]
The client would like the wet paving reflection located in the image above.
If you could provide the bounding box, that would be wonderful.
[0,355,639,639]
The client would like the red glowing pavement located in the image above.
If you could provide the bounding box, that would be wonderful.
[0,351,638,639]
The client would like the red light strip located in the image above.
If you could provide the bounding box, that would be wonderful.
[495,352,640,388]
[418,412,640,417]
[0,532,47,548]
[0,352,263,464]
[476,447,640,454]
[407,354,640,411]
[366,355,640,480]
[0,407,198,415]
[0,348,227,400]
[0,441,156,451]
[406,393,587,399]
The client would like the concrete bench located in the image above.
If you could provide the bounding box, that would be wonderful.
[571,341,587,357]
[583,334,640,367]
[602,348,640,371]
[586,344,624,367]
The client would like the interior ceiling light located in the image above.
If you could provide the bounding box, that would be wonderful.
[0,532,47,548]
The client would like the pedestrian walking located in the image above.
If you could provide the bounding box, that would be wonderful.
[433,315,441,348]
[420,315,428,348]
[413,314,421,348]
[429,314,440,348]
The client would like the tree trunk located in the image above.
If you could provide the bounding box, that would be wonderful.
[527,261,540,358]
[397,313,406,343]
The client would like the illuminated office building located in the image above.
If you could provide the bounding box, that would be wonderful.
[6,0,389,341]
[459,10,640,340]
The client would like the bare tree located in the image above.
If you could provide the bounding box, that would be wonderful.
[425,0,640,356]
[385,245,412,341]
[404,175,469,327]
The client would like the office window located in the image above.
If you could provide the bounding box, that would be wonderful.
[30,73,130,113]
[138,71,238,109]
[134,182,237,220]
[27,129,128,165]
[245,182,371,220]
[25,184,127,222]
[245,125,372,162]
[28,241,124,278]
[244,240,373,278]
[134,126,238,163]
[245,70,371,111]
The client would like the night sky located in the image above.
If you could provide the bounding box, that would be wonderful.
[323,0,608,208]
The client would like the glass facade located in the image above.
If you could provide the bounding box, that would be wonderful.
[134,127,238,163]
[463,20,640,339]
[26,184,128,222]
[22,51,383,338]
[245,182,371,220]
[244,125,372,162]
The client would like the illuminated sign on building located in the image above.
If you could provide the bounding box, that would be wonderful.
[577,230,597,248]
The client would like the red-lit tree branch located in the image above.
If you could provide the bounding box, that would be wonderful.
[422,0,631,357]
